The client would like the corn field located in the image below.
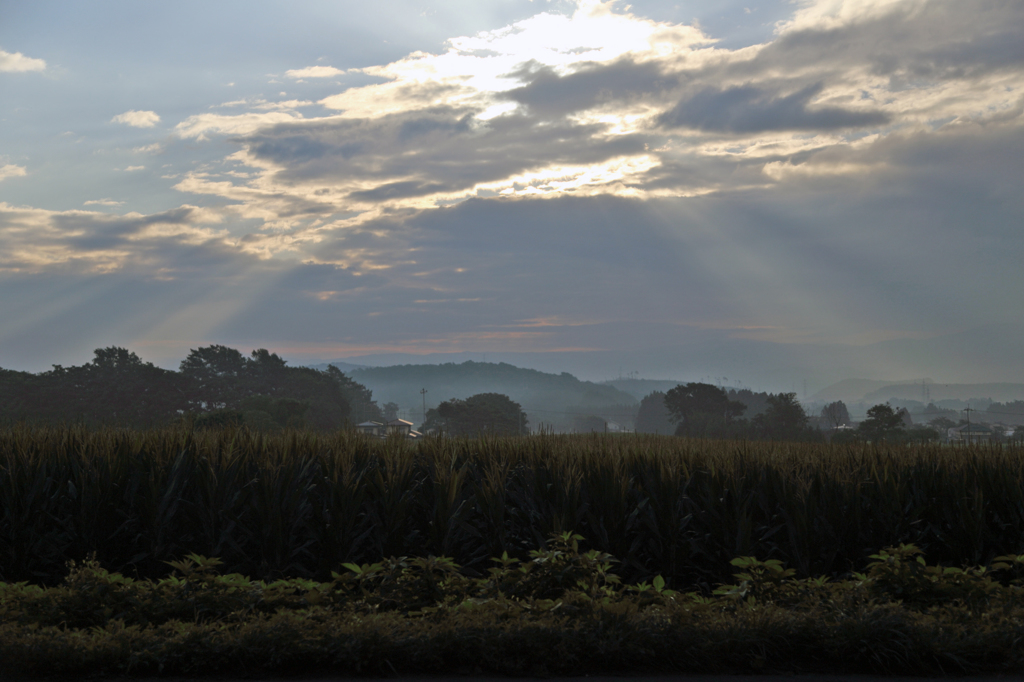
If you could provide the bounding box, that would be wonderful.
[2,425,1022,586]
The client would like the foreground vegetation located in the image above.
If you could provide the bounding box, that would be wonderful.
[4,427,1024,677]
[3,534,1024,678]
[3,426,1023,588]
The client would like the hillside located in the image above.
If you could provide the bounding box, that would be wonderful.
[347,361,637,430]
[600,378,686,400]
[813,379,1024,405]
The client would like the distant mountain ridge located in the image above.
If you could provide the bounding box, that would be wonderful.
[305,356,1024,424]
[298,321,1024,392]
[599,378,685,400]
[305,361,369,375]
[343,361,638,430]
[812,379,1024,405]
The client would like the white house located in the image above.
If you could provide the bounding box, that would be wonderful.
[356,419,423,440]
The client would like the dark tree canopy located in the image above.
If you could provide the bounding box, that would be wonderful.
[635,391,675,435]
[179,345,249,409]
[820,400,851,428]
[987,400,1024,417]
[858,403,906,442]
[752,392,810,441]
[422,393,528,436]
[323,365,382,424]
[0,347,188,427]
[0,345,381,431]
[664,382,746,438]
[662,383,819,442]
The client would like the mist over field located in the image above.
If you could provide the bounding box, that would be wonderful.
[2,0,1022,395]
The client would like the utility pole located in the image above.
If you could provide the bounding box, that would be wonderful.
[420,388,428,427]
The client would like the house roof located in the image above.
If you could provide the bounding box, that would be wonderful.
[949,424,992,433]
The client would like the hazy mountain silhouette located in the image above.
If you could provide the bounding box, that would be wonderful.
[333,361,637,429]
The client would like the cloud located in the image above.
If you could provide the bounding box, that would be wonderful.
[764,1,1024,84]
[659,82,890,132]
[4,0,1023,384]
[255,100,312,110]
[122,166,145,172]
[0,165,27,181]
[286,65,345,78]
[0,48,46,72]
[83,199,124,207]
[500,58,678,119]
[174,111,303,139]
[165,0,1021,242]
[0,202,233,275]
[111,110,161,128]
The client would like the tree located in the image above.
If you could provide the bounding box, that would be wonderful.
[0,368,36,425]
[0,344,373,431]
[820,401,851,428]
[36,347,187,427]
[858,403,906,442]
[323,365,380,423]
[193,409,245,429]
[177,346,361,430]
[928,416,957,431]
[635,391,675,435]
[896,407,914,428]
[248,348,290,378]
[753,392,811,441]
[180,345,248,379]
[664,382,746,438]
[422,393,528,436]
[179,345,248,409]
[261,365,355,431]
[382,402,400,421]
[91,346,145,371]
[987,401,1024,419]
[239,395,310,430]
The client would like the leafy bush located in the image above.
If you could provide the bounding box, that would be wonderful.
[3,535,1024,678]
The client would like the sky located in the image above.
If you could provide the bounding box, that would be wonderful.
[1,0,1023,391]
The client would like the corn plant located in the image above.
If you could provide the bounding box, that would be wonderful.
[3,425,1024,587]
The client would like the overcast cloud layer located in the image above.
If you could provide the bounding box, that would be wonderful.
[1,0,1022,390]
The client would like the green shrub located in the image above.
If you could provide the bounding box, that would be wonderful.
[4,535,1024,678]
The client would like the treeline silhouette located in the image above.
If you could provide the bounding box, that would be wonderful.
[0,346,382,430]
[635,384,823,441]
